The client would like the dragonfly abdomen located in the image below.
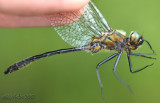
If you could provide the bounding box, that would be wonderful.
[4,47,85,74]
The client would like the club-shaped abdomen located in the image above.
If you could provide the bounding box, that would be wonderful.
[4,58,33,74]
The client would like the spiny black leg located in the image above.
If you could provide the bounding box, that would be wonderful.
[143,39,155,53]
[130,53,156,55]
[113,51,134,94]
[130,53,156,59]
[113,51,123,72]
[96,53,119,99]
[127,54,154,73]
[113,72,133,94]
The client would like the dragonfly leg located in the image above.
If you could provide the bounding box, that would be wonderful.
[127,54,154,73]
[143,39,155,54]
[130,52,156,59]
[113,51,134,94]
[129,53,155,55]
[96,53,119,99]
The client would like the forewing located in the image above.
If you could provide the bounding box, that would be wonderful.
[48,1,111,47]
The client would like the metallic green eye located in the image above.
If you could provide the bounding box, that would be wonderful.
[129,31,142,45]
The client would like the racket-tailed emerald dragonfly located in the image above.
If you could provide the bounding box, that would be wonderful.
[4,1,156,98]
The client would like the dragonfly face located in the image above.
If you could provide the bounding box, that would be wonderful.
[128,31,144,50]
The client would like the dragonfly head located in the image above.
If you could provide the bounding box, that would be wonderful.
[128,31,144,50]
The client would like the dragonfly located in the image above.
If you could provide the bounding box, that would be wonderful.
[4,1,156,98]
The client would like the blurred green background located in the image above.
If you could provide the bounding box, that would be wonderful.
[0,0,160,103]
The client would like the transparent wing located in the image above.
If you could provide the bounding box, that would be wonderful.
[48,1,111,47]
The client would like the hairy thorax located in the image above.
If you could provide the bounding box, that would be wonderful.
[87,30,129,53]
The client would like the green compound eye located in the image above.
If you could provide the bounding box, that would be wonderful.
[129,31,142,45]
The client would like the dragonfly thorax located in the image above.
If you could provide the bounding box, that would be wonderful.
[87,30,144,53]
[88,30,128,53]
